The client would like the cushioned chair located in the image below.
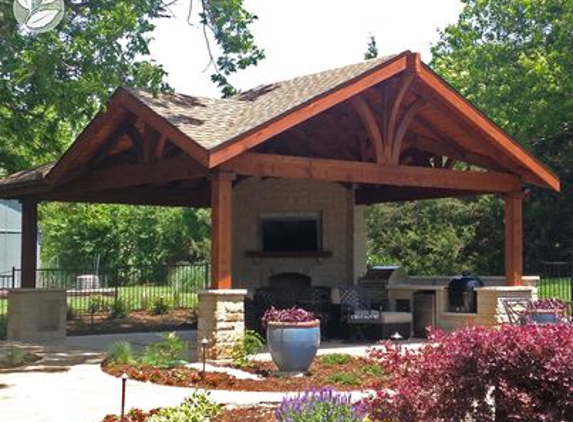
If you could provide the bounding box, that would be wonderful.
[337,286,412,341]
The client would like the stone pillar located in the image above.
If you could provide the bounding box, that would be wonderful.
[475,286,537,326]
[7,289,67,341]
[197,289,247,361]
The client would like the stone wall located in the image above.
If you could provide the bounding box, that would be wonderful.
[7,289,66,341]
[197,290,246,361]
[232,178,367,290]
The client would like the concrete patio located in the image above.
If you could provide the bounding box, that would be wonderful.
[0,330,426,422]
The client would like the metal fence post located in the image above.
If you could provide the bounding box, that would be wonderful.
[11,266,16,289]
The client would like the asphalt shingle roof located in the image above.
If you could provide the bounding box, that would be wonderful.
[130,55,397,150]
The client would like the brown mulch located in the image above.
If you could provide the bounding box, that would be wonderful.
[103,356,386,392]
[212,406,275,422]
[68,309,197,335]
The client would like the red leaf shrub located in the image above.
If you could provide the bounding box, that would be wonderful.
[364,324,573,422]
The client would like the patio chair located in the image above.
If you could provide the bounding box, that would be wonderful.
[338,287,383,341]
[502,298,572,325]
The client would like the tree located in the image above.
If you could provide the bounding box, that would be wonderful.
[364,35,378,59]
[431,0,573,267]
[0,0,264,268]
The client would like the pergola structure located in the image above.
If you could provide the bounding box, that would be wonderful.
[0,51,559,293]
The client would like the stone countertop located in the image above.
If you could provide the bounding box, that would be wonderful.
[386,285,447,291]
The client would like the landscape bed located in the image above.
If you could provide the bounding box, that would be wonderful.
[102,354,386,392]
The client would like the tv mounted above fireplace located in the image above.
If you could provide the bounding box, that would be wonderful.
[260,213,321,253]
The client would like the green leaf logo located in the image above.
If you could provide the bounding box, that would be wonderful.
[13,0,64,33]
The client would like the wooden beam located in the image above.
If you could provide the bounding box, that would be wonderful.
[350,96,385,163]
[21,199,38,288]
[222,153,522,193]
[504,191,524,286]
[356,185,486,204]
[44,187,209,208]
[391,97,425,164]
[46,100,129,184]
[387,73,415,150]
[210,172,235,289]
[419,65,559,191]
[89,114,137,168]
[115,88,210,167]
[209,54,410,167]
[59,155,207,194]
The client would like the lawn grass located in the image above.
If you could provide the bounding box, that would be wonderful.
[0,286,199,316]
[538,277,572,301]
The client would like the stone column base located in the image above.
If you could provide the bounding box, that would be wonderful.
[7,289,67,342]
[475,286,537,326]
[197,289,247,361]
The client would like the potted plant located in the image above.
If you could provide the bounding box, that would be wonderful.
[262,307,320,373]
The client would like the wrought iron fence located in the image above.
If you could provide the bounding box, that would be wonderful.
[539,261,573,301]
[0,263,209,317]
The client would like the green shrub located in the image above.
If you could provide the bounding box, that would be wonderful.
[66,306,78,321]
[325,372,360,386]
[0,315,7,340]
[360,363,385,377]
[110,298,131,319]
[147,391,221,422]
[320,353,352,366]
[87,295,110,314]
[106,341,136,365]
[149,296,171,315]
[141,332,187,368]
[231,330,265,368]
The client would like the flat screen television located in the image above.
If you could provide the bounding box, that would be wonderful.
[261,215,320,252]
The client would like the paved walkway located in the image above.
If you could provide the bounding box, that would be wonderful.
[0,332,425,422]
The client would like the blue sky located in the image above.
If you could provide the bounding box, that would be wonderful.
[150,0,463,97]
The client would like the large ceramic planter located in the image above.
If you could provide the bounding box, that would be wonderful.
[266,319,320,373]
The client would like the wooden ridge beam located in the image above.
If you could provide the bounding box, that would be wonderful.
[59,155,208,194]
[222,153,522,193]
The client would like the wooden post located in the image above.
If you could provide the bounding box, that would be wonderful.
[210,172,234,289]
[21,199,38,289]
[504,191,524,286]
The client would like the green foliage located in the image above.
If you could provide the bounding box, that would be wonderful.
[110,298,131,320]
[231,330,265,368]
[360,363,385,377]
[319,353,352,366]
[40,204,210,270]
[325,371,360,386]
[66,306,78,321]
[87,295,110,314]
[149,296,172,316]
[141,332,188,368]
[196,0,266,97]
[367,197,504,275]
[431,0,573,269]
[364,35,379,59]
[0,315,7,340]
[106,341,136,365]
[0,0,169,176]
[146,391,221,422]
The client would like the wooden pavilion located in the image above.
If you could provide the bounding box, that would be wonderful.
[0,51,560,350]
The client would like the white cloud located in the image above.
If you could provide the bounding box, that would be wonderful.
[150,0,463,97]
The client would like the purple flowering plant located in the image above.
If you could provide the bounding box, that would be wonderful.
[276,387,367,422]
[261,306,316,327]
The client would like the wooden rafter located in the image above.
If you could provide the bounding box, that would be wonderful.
[43,187,209,208]
[222,152,522,193]
[208,54,410,167]
[350,96,385,163]
[60,155,207,194]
